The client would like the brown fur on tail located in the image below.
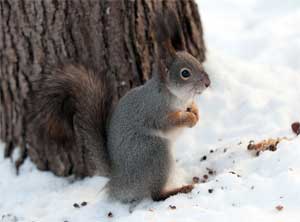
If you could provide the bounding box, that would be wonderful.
[28,64,113,176]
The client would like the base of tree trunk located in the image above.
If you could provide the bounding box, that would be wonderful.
[0,0,205,177]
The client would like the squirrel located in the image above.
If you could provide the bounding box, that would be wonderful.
[28,11,210,203]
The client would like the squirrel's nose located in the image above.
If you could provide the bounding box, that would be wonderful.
[205,79,210,88]
[202,72,211,88]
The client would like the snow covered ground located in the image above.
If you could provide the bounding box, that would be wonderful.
[1,0,300,221]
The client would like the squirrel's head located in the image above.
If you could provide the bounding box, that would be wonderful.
[154,10,210,101]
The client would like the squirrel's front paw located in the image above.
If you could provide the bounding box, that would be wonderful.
[167,109,199,129]
[187,102,199,121]
[179,184,194,193]
[183,111,198,128]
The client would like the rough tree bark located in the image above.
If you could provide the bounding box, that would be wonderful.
[0,0,206,176]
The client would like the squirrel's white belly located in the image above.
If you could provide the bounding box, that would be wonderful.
[152,128,184,141]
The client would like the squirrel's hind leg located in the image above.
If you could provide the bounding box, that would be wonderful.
[152,184,194,201]
[108,135,172,203]
[128,199,142,213]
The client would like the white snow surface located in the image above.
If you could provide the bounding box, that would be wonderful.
[1,0,300,221]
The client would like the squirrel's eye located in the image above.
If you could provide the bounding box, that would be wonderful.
[180,68,191,80]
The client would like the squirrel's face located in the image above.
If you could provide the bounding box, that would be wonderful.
[166,51,210,101]
[155,10,210,101]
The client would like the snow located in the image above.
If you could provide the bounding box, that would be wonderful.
[1,0,300,221]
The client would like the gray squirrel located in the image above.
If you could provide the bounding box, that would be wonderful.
[29,11,210,203]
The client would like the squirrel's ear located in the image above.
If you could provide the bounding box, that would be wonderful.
[165,10,185,52]
[154,10,185,55]
[153,10,185,81]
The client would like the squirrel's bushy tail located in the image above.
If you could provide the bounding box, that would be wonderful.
[28,64,113,176]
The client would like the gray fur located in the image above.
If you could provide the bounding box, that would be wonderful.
[107,51,210,202]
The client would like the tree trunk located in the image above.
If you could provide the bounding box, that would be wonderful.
[0,0,205,176]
